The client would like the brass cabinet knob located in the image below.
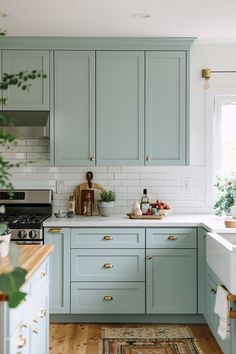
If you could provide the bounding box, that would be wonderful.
[33,329,39,334]
[48,228,64,233]
[21,323,28,329]
[90,156,95,162]
[147,255,152,260]
[168,235,177,241]
[40,271,46,278]
[17,335,26,348]
[103,263,113,269]
[103,296,113,301]
[3,98,8,105]
[210,288,217,294]
[103,235,113,241]
[146,156,151,162]
[40,307,47,318]
[33,318,38,323]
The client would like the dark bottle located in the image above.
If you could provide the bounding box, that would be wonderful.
[140,188,150,214]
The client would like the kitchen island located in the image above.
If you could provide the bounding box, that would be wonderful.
[0,244,54,354]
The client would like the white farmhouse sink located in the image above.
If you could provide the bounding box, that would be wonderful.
[207,232,236,294]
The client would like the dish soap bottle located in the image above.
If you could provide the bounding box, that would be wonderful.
[140,189,150,215]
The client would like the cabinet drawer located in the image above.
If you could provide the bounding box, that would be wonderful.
[146,228,196,248]
[71,249,145,281]
[71,282,145,314]
[71,228,145,248]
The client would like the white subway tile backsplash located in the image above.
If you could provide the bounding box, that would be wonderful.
[3,138,208,214]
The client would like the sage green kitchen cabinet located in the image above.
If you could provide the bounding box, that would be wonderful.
[96,51,144,165]
[44,227,70,313]
[146,228,197,314]
[54,51,95,166]
[1,50,49,110]
[145,51,187,165]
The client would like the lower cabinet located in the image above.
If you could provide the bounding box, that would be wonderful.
[146,228,197,314]
[146,249,197,314]
[45,226,198,316]
[70,228,145,314]
[206,271,232,354]
[5,257,50,354]
[44,227,70,314]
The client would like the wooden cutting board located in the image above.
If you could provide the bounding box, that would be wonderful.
[75,182,105,215]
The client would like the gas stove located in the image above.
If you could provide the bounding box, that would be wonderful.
[0,189,52,244]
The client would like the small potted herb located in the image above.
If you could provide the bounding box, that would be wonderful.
[98,190,116,217]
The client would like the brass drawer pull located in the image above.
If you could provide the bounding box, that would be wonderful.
[103,263,113,269]
[48,228,64,233]
[40,271,46,278]
[210,288,217,294]
[40,308,47,318]
[17,335,26,348]
[168,235,177,241]
[103,296,113,301]
[90,156,95,161]
[33,329,39,334]
[103,235,113,241]
[147,255,152,260]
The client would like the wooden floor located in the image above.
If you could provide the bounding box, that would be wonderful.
[50,323,223,354]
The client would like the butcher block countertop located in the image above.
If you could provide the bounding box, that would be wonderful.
[0,244,54,280]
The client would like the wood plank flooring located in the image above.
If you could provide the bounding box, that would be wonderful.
[50,323,223,354]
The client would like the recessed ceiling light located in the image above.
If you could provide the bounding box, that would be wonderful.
[131,13,151,19]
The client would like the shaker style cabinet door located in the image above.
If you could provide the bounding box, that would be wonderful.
[145,51,186,165]
[2,50,49,110]
[54,51,95,166]
[96,51,144,165]
[44,227,70,314]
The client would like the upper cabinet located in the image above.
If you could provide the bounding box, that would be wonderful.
[145,51,186,165]
[54,51,95,166]
[96,51,144,165]
[1,50,49,110]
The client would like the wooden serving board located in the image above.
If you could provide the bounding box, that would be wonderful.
[75,182,105,215]
[224,219,236,228]
[127,213,164,220]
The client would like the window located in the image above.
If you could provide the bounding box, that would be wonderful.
[215,96,236,175]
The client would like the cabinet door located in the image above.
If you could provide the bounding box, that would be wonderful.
[54,51,95,166]
[146,249,197,314]
[146,51,186,165]
[96,51,144,165]
[44,228,70,313]
[2,50,49,110]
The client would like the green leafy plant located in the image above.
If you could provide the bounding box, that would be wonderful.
[100,190,116,202]
[0,40,46,307]
[214,175,236,216]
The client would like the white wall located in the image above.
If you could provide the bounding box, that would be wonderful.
[5,41,236,214]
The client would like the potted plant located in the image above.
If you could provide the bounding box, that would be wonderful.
[214,175,236,216]
[98,190,116,217]
[0,46,46,307]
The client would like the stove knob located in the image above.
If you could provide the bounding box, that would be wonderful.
[29,230,38,239]
[18,230,27,239]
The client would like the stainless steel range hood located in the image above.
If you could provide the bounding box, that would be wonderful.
[0,111,50,137]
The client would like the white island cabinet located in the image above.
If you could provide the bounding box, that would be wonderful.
[0,245,54,354]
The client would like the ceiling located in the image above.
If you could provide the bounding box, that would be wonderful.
[1,0,236,41]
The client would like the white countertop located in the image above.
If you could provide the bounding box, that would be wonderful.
[43,213,235,233]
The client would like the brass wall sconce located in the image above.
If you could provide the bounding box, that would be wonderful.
[202,68,236,90]
[202,69,211,89]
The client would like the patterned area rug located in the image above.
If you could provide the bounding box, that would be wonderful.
[100,326,203,354]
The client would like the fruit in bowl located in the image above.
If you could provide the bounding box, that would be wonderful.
[150,200,171,216]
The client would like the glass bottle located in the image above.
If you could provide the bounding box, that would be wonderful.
[84,192,93,216]
[140,188,150,214]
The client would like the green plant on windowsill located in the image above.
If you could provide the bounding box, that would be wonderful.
[0,46,46,307]
[213,175,236,216]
